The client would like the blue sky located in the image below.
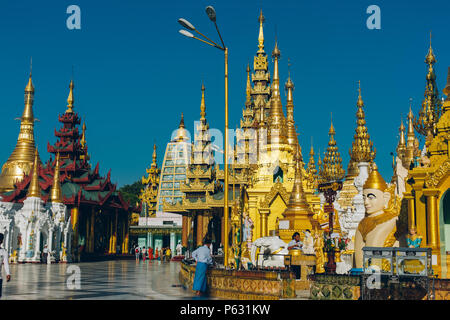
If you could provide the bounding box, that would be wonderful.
[0,0,448,187]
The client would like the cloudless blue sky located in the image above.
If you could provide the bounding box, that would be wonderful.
[0,0,449,187]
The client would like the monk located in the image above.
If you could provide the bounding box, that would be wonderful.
[148,247,153,260]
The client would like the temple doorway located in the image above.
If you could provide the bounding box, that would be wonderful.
[162,235,170,248]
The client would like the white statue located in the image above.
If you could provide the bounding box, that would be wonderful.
[242,211,253,243]
[176,240,183,256]
[301,230,315,255]
[394,156,409,197]
[250,236,288,268]
[354,165,400,269]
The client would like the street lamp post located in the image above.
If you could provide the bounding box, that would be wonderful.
[178,6,230,268]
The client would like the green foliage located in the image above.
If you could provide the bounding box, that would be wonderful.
[119,180,144,206]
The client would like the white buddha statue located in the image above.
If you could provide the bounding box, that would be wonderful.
[354,165,400,268]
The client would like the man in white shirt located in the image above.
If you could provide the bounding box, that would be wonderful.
[0,233,11,298]
[288,232,303,250]
[191,238,213,296]
[287,232,302,279]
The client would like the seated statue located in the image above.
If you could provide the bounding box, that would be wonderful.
[301,230,315,255]
[354,165,401,269]
[407,227,422,248]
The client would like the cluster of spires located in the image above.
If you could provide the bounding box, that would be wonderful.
[396,32,447,168]
[0,58,93,202]
[413,33,442,143]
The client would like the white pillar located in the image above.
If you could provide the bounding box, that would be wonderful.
[48,228,54,264]
[170,232,176,255]
[65,228,72,263]
[5,224,11,256]
[33,229,41,262]
[19,227,28,262]
[55,227,61,261]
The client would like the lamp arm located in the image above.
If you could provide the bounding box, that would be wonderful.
[194,29,223,50]
[191,35,223,50]
[213,21,226,49]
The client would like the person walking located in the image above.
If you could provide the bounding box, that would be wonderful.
[166,247,171,262]
[142,246,146,262]
[0,234,11,299]
[148,247,153,261]
[42,245,48,263]
[192,238,213,296]
[135,246,140,262]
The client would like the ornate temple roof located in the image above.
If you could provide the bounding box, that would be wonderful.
[0,79,130,211]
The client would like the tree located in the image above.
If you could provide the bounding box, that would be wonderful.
[119,180,144,207]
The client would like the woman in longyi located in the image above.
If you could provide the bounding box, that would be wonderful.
[354,165,401,269]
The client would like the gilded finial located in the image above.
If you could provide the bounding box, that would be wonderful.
[200,82,206,121]
[151,144,157,168]
[179,112,185,128]
[357,80,364,107]
[50,152,63,203]
[425,31,436,65]
[272,41,281,58]
[25,58,34,93]
[258,9,265,53]
[80,121,86,148]
[66,79,74,113]
[27,149,41,198]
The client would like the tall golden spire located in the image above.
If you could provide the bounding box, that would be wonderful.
[246,64,252,103]
[285,60,298,153]
[414,32,442,141]
[151,144,157,169]
[267,42,288,145]
[50,152,63,203]
[321,117,345,182]
[252,10,271,127]
[282,146,311,223]
[396,117,406,161]
[405,100,417,165]
[27,149,41,198]
[306,142,318,190]
[66,79,74,113]
[200,82,206,121]
[257,9,265,53]
[350,81,376,163]
[0,64,40,193]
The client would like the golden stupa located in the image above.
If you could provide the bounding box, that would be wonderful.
[0,68,40,193]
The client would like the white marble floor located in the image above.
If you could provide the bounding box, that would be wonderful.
[1,259,198,300]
